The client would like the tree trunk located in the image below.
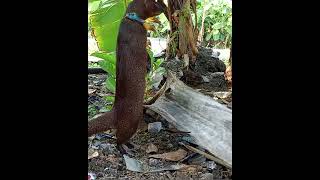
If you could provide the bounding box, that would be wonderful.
[166,0,198,63]
[198,0,207,42]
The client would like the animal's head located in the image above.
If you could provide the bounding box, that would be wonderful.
[127,0,167,19]
[143,0,166,17]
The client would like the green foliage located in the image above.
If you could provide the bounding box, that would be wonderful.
[91,49,165,101]
[88,62,100,68]
[91,51,116,93]
[88,0,165,106]
[88,105,99,118]
[105,95,115,103]
[89,0,132,53]
[147,0,232,48]
[105,76,116,93]
[88,0,128,95]
[149,13,170,38]
[104,95,115,110]
[147,48,155,69]
[150,58,165,85]
[146,49,165,99]
[92,51,116,77]
[197,0,232,48]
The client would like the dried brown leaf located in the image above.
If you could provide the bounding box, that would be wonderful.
[146,143,158,154]
[149,149,187,161]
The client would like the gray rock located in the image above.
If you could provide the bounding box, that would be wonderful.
[149,158,160,166]
[148,122,162,133]
[202,161,217,171]
[200,173,214,180]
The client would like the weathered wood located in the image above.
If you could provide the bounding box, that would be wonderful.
[144,72,232,167]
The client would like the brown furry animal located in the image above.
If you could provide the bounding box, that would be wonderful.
[88,0,166,145]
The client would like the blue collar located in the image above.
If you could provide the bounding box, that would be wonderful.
[125,12,145,25]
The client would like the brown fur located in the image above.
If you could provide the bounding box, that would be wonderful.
[88,0,166,145]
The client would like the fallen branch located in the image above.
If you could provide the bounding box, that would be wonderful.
[179,142,231,169]
[145,71,232,167]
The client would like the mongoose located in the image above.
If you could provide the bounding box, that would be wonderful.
[88,0,166,145]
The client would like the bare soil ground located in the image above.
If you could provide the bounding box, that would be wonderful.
[88,72,232,180]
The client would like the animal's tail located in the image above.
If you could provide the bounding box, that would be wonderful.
[88,110,116,136]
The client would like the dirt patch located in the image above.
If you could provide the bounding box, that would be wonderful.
[88,74,232,180]
[162,47,228,92]
[88,129,232,179]
[88,74,113,119]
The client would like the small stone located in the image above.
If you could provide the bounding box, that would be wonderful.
[94,134,103,141]
[148,158,160,166]
[146,143,158,154]
[88,148,95,155]
[93,141,101,147]
[88,136,95,141]
[91,146,99,150]
[202,161,217,171]
[200,173,213,180]
[102,143,117,154]
[148,122,162,133]
[88,89,96,95]
[88,172,96,180]
[202,76,210,83]
[88,151,99,159]
[213,91,231,99]
[211,50,220,58]
[100,143,108,149]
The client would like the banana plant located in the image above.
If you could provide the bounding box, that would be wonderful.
[88,0,132,94]
[89,0,131,53]
[88,0,164,101]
